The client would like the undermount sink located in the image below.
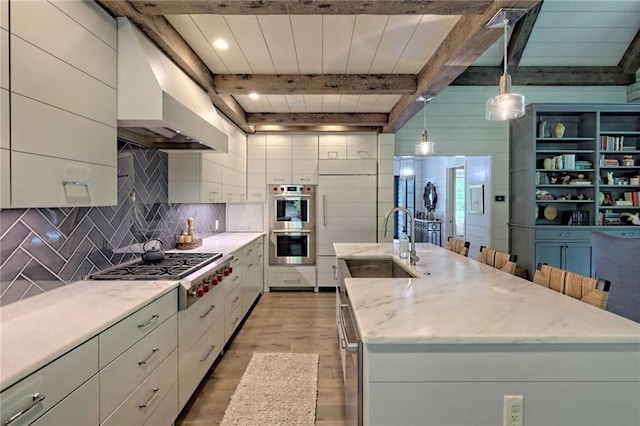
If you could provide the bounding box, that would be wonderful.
[343,258,419,279]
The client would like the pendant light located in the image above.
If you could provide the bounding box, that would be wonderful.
[485,8,527,121]
[415,96,435,156]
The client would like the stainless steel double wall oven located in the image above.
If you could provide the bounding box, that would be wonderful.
[268,184,316,265]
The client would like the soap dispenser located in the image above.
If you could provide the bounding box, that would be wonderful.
[399,228,409,259]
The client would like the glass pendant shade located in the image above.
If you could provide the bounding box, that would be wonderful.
[486,75,525,121]
[415,130,435,156]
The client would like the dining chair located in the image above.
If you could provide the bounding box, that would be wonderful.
[446,237,470,257]
[590,231,640,322]
[532,263,566,293]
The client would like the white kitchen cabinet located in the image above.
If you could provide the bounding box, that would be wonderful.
[0,337,99,426]
[102,349,178,426]
[247,134,267,202]
[3,0,117,208]
[99,290,177,369]
[168,153,222,204]
[224,279,243,340]
[318,134,377,160]
[266,266,316,290]
[99,314,177,422]
[31,375,99,426]
[266,134,318,184]
[241,236,264,316]
[221,131,247,203]
[168,133,247,204]
[177,313,224,410]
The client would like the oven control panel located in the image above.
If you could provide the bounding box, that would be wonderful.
[270,185,315,195]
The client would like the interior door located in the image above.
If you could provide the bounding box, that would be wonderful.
[446,166,466,240]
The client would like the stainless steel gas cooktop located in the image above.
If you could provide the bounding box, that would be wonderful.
[86,252,222,280]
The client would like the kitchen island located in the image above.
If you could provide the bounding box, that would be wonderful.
[335,242,640,426]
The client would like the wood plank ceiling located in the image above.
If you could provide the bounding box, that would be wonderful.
[97,0,640,134]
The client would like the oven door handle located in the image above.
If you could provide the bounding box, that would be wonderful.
[272,194,312,199]
[271,229,311,234]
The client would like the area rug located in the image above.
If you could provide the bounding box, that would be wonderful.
[220,352,319,426]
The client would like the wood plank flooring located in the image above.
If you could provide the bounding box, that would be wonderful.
[176,291,348,425]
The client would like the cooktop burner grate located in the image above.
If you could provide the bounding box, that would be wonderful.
[87,252,222,280]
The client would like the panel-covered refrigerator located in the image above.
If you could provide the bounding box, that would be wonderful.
[316,159,377,287]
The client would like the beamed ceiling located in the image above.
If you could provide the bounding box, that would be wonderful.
[97,0,640,134]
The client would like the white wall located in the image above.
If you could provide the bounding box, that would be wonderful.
[396,86,630,254]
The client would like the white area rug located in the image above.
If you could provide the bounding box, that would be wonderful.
[220,352,319,426]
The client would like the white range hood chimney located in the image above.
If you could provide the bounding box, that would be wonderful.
[117,18,228,152]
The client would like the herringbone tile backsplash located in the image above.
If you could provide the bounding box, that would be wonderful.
[0,141,225,306]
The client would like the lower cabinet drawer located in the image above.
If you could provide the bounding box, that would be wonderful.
[100,314,177,421]
[225,304,243,342]
[267,268,316,288]
[102,349,178,426]
[535,230,589,241]
[602,229,640,237]
[178,318,225,411]
[100,290,177,369]
[0,337,98,426]
[224,284,242,318]
[143,382,178,426]
[31,375,99,426]
[178,288,224,360]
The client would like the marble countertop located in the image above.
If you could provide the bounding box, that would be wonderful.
[0,232,264,391]
[335,242,640,345]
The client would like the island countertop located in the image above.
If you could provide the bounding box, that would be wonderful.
[334,242,640,345]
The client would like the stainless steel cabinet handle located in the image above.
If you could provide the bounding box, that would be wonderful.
[232,317,239,325]
[558,233,573,237]
[200,344,217,362]
[232,296,240,304]
[137,314,159,329]
[332,265,338,280]
[272,229,311,234]
[138,388,159,408]
[138,348,159,366]
[323,195,327,226]
[200,304,216,319]
[284,279,300,284]
[61,180,92,187]
[5,393,45,425]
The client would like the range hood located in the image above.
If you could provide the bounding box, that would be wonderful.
[117,18,228,152]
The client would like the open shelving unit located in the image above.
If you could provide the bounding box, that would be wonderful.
[509,103,640,278]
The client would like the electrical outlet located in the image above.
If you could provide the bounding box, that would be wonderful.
[503,395,523,426]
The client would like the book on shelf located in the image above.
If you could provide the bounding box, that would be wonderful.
[623,191,640,206]
[567,210,589,226]
[600,136,625,151]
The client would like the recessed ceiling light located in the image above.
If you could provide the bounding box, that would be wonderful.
[212,39,229,50]
[249,92,260,100]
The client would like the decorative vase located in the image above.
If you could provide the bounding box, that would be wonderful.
[553,122,565,138]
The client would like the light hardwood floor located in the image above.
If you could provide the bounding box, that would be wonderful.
[176,291,348,425]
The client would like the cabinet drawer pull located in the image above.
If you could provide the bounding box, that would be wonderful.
[138,348,159,366]
[232,296,240,304]
[558,233,574,237]
[5,393,45,425]
[232,276,239,282]
[61,180,92,187]
[199,304,216,319]
[137,314,159,329]
[232,317,239,325]
[200,344,216,362]
[284,279,301,284]
[138,388,159,409]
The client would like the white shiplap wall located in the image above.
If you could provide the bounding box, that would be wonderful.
[396,85,629,255]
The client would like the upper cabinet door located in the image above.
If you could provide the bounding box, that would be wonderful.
[4,0,117,208]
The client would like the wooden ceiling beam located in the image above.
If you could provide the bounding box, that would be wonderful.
[620,29,640,75]
[129,0,493,16]
[253,125,381,133]
[247,112,388,126]
[384,0,542,133]
[97,1,252,133]
[506,1,543,73]
[214,74,417,95]
[453,66,635,86]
